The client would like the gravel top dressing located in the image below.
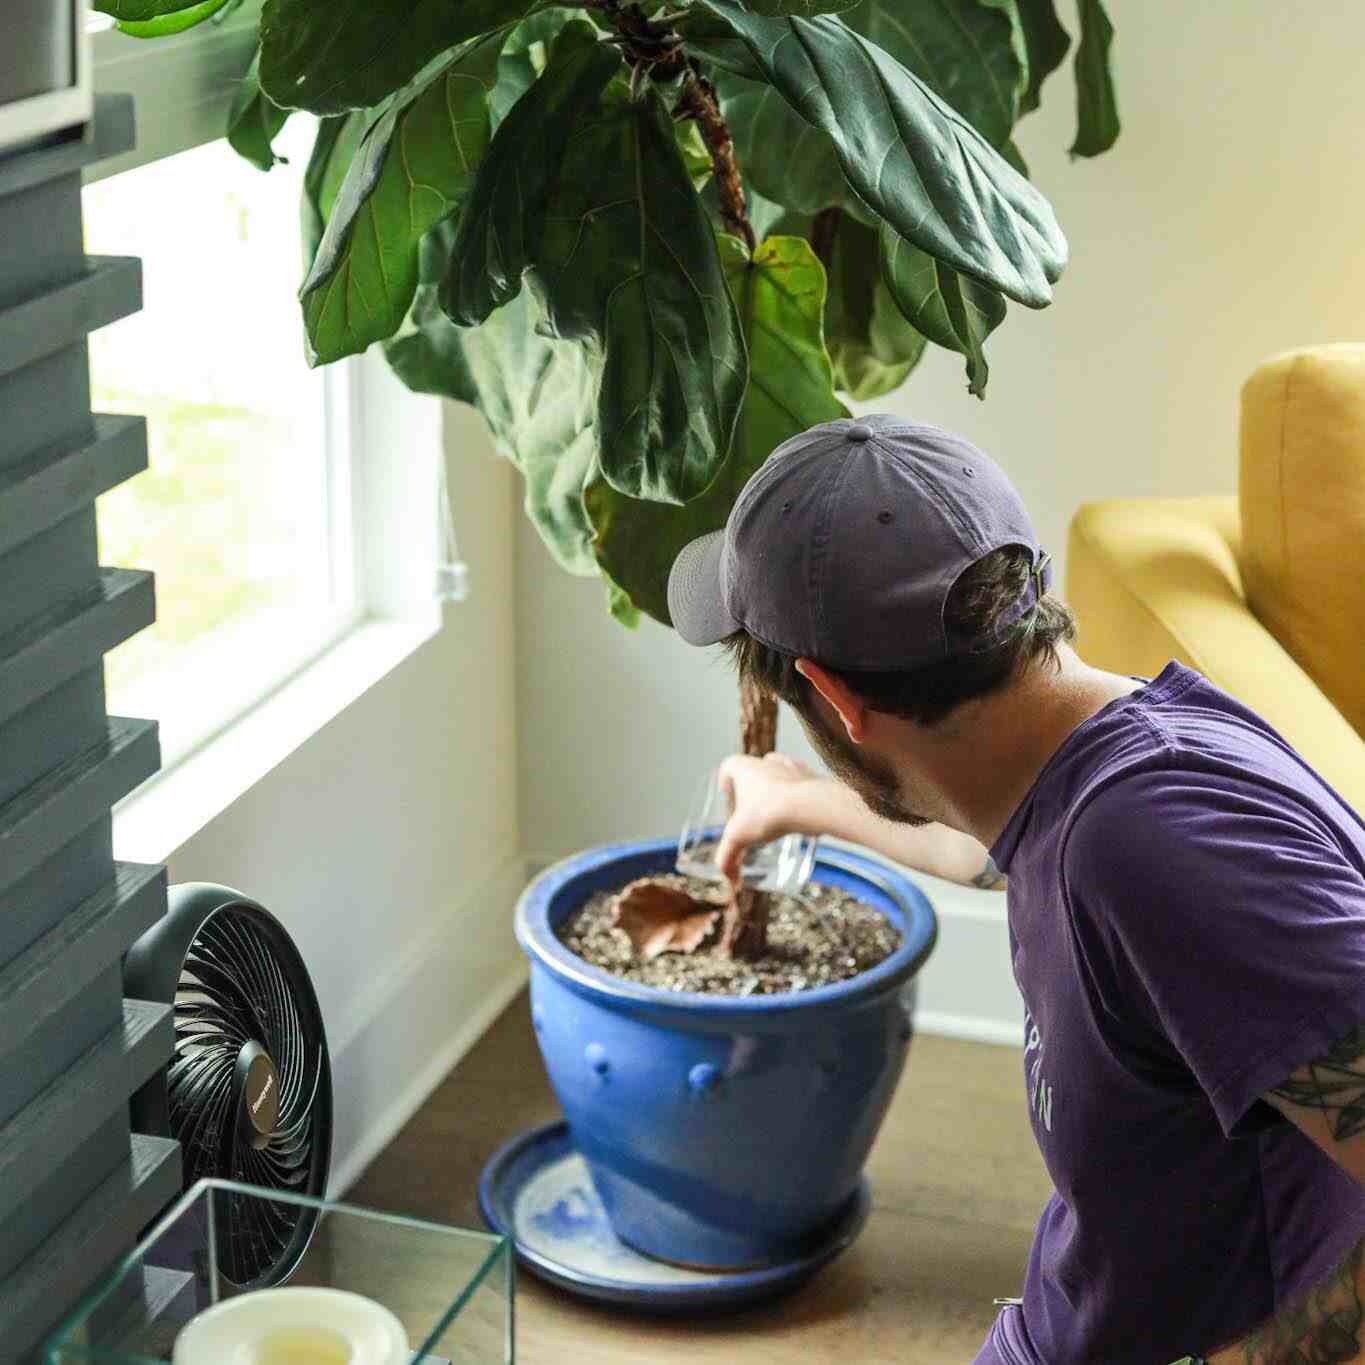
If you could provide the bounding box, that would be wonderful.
[557,872,902,997]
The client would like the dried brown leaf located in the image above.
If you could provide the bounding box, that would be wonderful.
[612,878,720,960]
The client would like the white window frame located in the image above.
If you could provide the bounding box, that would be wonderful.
[88,2,264,184]
[90,5,445,862]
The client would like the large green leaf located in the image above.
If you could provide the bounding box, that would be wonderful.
[446,48,747,507]
[534,86,747,505]
[258,0,539,114]
[978,0,1030,78]
[879,223,1006,397]
[675,10,766,80]
[743,187,810,242]
[675,120,714,189]
[1070,0,1119,157]
[586,235,845,624]
[442,26,620,328]
[299,113,366,271]
[112,0,231,35]
[690,0,1067,308]
[824,214,926,400]
[741,0,861,12]
[300,32,503,366]
[92,0,222,20]
[839,0,1023,147]
[386,231,601,577]
[712,74,849,218]
[493,7,582,128]
[605,580,641,629]
[1000,136,1029,177]
[227,50,289,172]
[1015,0,1071,114]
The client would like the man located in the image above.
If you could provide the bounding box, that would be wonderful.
[666,414,1365,1365]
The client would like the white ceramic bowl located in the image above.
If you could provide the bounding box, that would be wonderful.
[171,1287,408,1365]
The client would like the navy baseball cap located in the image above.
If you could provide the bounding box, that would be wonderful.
[666,415,1052,670]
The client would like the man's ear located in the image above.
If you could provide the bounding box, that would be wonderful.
[796,659,868,742]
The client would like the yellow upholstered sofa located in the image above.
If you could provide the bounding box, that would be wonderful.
[1067,344,1365,816]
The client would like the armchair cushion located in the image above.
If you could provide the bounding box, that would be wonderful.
[1240,345,1365,738]
[1067,495,1365,816]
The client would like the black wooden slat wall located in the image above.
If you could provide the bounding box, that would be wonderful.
[0,100,182,1364]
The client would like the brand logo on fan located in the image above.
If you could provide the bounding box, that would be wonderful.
[251,1071,275,1116]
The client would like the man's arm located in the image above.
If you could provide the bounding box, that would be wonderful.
[1195,1032,1365,1364]
[1205,1235,1365,1365]
[1264,1025,1365,1157]
[715,753,1003,890]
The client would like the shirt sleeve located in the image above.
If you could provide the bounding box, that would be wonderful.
[1062,766,1365,1138]
[974,1304,1035,1364]
[972,1333,1011,1365]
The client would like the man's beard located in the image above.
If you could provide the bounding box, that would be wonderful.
[799,708,930,827]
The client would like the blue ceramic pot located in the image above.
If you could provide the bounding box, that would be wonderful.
[515,838,937,1271]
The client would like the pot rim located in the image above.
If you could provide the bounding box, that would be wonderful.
[515,837,938,1017]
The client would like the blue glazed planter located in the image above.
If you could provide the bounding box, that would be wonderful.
[515,838,938,1271]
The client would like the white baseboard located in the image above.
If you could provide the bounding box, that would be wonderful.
[326,855,531,1199]
[329,956,528,1198]
[904,871,1024,1049]
[912,1008,1026,1048]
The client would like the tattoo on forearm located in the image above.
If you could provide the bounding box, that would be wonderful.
[972,854,1008,892]
[1267,1025,1365,1142]
[1233,1236,1363,1364]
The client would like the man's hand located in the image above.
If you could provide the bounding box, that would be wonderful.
[713,751,1006,892]
[714,753,828,885]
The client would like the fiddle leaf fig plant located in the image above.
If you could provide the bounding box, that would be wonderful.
[95,0,1121,957]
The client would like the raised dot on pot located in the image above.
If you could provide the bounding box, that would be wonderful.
[688,1062,721,1095]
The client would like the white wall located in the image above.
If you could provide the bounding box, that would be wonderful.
[159,400,526,1193]
[515,3,1365,1043]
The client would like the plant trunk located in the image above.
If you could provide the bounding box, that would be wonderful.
[719,680,779,958]
[739,676,778,757]
[684,40,768,959]
[601,0,771,958]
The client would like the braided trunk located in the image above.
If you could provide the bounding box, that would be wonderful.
[600,0,773,959]
[719,681,778,957]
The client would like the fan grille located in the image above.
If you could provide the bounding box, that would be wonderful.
[167,903,330,1288]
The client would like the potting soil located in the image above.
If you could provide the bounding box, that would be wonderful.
[557,873,901,996]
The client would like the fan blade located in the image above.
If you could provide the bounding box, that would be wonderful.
[276,1043,322,1129]
[180,954,261,1041]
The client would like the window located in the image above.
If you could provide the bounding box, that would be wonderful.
[84,5,443,830]
[84,117,360,765]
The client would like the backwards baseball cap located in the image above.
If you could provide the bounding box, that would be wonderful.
[667,414,1052,670]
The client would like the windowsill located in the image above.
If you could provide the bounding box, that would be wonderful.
[109,600,363,771]
[113,611,440,866]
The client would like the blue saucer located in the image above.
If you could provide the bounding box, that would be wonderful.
[478,1121,870,1313]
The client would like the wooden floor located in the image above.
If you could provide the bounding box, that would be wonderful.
[346,993,1053,1364]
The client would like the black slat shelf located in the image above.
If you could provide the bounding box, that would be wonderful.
[0,1111,130,1285]
[0,998,173,1209]
[0,93,178,1365]
[0,964,124,1129]
[0,96,134,202]
[0,1133,181,1360]
[0,414,147,556]
[0,256,143,380]
[0,718,160,893]
[0,863,167,1041]
[0,569,155,725]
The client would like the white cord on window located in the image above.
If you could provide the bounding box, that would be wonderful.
[434,453,470,603]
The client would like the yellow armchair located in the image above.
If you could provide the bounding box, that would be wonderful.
[1067,345,1365,815]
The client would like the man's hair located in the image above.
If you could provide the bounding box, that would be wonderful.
[724,546,1077,728]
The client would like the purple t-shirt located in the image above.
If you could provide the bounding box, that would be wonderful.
[975,662,1365,1364]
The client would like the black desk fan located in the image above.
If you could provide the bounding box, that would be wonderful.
[124,883,333,1289]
